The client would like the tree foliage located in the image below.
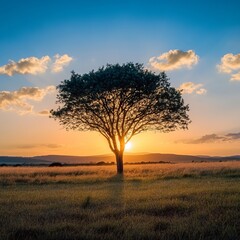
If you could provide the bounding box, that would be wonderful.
[51,63,190,173]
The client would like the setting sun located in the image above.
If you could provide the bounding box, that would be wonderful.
[125,142,132,151]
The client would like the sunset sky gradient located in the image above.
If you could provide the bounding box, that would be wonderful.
[1,0,240,156]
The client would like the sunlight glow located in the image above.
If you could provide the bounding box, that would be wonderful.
[125,142,132,151]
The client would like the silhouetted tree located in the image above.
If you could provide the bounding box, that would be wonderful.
[51,63,190,174]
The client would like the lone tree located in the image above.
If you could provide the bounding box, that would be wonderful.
[51,63,190,174]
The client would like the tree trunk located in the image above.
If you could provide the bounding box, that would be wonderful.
[116,151,124,174]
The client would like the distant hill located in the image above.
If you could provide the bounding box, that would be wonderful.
[33,153,240,164]
[0,156,51,165]
[1,153,240,166]
[32,154,114,164]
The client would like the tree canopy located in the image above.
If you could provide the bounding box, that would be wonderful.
[51,63,190,173]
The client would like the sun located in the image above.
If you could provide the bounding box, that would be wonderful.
[125,142,132,151]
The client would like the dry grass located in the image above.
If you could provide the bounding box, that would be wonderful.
[0,161,240,185]
[0,162,240,239]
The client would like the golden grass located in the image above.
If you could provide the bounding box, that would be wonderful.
[0,161,240,185]
[0,162,240,239]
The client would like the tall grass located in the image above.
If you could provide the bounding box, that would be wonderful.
[0,162,240,239]
[0,161,240,185]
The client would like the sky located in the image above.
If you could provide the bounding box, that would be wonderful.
[0,0,240,157]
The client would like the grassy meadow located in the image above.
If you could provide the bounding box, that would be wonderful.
[0,162,240,239]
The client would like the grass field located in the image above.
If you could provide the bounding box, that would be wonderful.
[0,162,240,239]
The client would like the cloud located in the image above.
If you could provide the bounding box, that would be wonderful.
[0,56,50,76]
[196,88,207,95]
[231,72,240,81]
[38,109,50,116]
[52,54,73,73]
[5,144,63,149]
[217,53,240,81]
[184,132,240,144]
[218,53,240,73]
[187,134,226,144]
[149,49,199,71]
[0,54,73,76]
[0,86,55,114]
[179,82,207,95]
[225,132,240,140]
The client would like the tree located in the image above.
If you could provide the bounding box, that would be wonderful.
[51,63,190,174]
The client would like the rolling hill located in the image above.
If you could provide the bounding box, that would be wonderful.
[1,153,240,165]
[0,156,51,165]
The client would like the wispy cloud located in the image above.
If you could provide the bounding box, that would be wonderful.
[187,134,226,144]
[217,53,240,81]
[52,54,73,73]
[149,49,199,71]
[38,109,50,116]
[179,82,207,95]
[183,132,240,144]
[231,71,240,81]
[225,132,240,140]
[0,54,73,76]
[0,86,55,114]
[5,144,63,149]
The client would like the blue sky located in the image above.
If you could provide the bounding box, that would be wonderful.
[0,0,240,156]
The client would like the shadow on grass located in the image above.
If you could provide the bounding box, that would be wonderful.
[108,173,125,182]
[107,174,126,209]
[81,196,92,209]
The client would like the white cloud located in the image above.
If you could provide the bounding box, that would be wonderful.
[217,53,240,81]
[179,82,207,95]
[0,54,73,76]
[196,88,207,95]
[218,53,240,73]
[52,54,73,73]
[231,71,240,81]
[149,49,199,71]
[0,56,50,76]
[0,86,55,114]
